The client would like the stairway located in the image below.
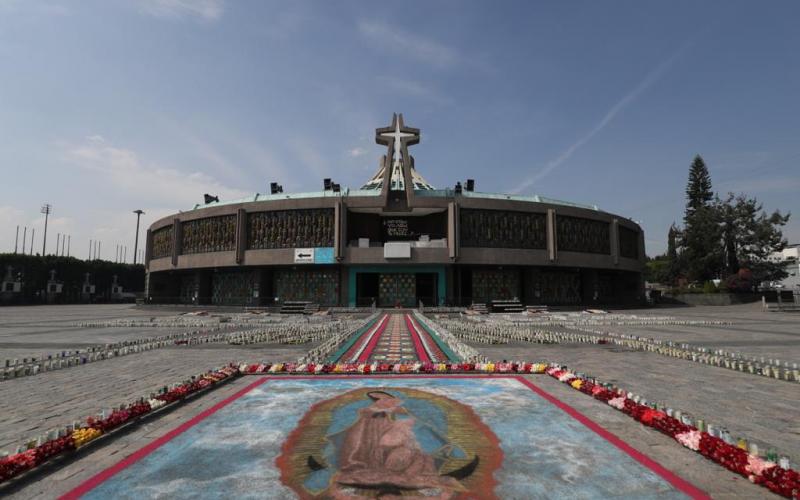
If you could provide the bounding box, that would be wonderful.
[490,299,524,313]
[280,301,311,315]
[470,303,489,314]
[526,305,549,314]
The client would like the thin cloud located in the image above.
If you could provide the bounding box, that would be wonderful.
[63,135,249,208]
[348,147,367,158]
[719,176,800,194]
[511,42,693,194]
[137,0,224,21]
[376,76,453,105]
[358,20,459,68]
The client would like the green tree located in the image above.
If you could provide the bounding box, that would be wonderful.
[717,193,790,283]
[644,255,671,284]
[666,223,681,284]
[685,155,714,216]
[681,155,722,281]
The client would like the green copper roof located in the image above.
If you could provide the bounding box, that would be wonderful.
[189,188,599,212]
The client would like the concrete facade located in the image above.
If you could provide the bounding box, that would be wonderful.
[145,114,646,307]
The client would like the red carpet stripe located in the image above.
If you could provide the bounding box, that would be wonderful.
[403,314,431,363]
[342,314,387,363]
[406,314,446,362]
[356,314,390,363]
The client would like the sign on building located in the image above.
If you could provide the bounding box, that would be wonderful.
[314,247,335,264]
[384,242,411,259]
[294,248,314,264]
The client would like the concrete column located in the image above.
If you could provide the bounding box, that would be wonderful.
[144,229,152,270]
[235,208,246,264]
[334,201,343,260]
[546,209,557,262]
[611,219,620,266]
[448,202,458,260]
[638,227,646,264]
[171,218,181,267]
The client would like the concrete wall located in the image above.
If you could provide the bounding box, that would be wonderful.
[668,293,762,306]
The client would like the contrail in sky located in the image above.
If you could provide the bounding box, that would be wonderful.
[511,41,693,194]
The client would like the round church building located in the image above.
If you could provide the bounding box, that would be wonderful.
[144,114,645,308]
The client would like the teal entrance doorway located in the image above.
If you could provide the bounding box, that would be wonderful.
[348,266,446,307]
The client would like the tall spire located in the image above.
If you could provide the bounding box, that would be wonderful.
[361,113,434,192]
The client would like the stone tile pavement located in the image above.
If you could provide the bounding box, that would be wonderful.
[0,303,796,498]
[469,342,800,463]
[0,345,311,453]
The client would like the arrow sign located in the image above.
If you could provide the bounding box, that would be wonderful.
[294,248,315,263]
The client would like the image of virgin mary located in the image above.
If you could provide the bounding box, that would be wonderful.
[302,390,478,499]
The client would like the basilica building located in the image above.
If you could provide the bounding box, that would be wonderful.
[144,114,645,307]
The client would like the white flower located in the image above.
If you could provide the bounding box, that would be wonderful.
[608,397,626,410]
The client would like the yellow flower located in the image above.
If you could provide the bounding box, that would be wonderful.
[73,427,102,448]
[571,380,583,390]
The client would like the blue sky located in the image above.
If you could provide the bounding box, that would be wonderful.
[1,0,798,258]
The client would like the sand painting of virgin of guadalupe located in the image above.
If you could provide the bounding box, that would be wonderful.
[276,387,503,499]
[73,378,700,500]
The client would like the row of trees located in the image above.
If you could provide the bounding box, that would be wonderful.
[648,155,790,290]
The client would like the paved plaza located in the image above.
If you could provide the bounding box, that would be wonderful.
[0,303,797,498]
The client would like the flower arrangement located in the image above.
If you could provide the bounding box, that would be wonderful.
[239,361,550,376]
[544,366,799,499]
[0,365,239,485]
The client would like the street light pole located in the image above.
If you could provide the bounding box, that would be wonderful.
[41,204,52,256]
[133,210,144,265]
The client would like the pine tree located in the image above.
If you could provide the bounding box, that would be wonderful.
[685,155,714,218]
[681,155,722,282]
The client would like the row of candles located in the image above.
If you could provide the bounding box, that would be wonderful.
[414,313,482,361]
[2,316,364,381]
[74,311,357,329]
[0,323,238,380]
[480,311,731,327]
[227,318,368,346]
[563,368,794,471]
[430,317,799,383]
[571,325,800,382]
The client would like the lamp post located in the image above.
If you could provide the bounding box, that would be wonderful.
[41,204,52,256]
[133,210,144,265]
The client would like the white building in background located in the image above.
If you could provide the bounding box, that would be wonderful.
[769,243,800,290]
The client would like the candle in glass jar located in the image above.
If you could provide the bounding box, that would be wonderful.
[696,419,705,432]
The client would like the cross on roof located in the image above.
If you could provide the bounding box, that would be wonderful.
[376,113,419,164]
